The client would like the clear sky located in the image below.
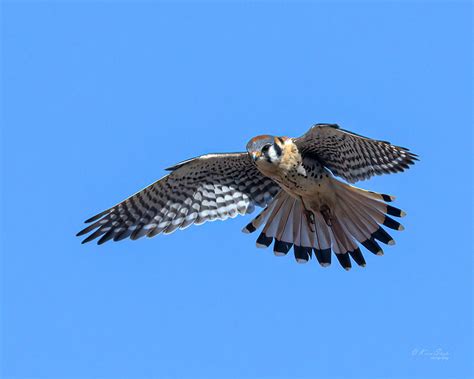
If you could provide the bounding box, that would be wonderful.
[1,1,472,378]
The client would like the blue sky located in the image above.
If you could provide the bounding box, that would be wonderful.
[1,1,472,378]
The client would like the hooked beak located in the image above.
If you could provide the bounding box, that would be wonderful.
[251,151,261,161]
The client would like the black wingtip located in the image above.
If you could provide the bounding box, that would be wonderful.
[84,209,109,224]
[97,230,115,245]
[81,235,95,244]
[77,219,104,237]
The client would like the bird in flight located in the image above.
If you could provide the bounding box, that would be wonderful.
[77,124,417,270]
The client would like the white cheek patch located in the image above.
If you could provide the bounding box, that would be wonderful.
[268,146,279,161]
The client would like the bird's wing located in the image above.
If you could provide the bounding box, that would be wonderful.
[77,153,280,244]
[293,124,418,183]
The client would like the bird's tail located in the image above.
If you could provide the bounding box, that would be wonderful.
[242,178,406,270]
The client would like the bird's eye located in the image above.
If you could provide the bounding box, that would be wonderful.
[261,144,271,154]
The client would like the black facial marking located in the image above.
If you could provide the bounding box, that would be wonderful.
[261,143,274,163]
[261,144,271,154]
[273,142,282,156]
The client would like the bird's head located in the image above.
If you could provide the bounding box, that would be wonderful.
[246,135,288,168]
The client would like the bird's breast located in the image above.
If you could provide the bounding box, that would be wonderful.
[273,157,330,197]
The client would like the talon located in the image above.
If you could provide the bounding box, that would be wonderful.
[320,205,333,227]
[304,210,315,232]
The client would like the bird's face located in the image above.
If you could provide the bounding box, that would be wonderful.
[246,135,286,167]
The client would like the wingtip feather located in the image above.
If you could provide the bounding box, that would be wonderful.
[84,209,109,223]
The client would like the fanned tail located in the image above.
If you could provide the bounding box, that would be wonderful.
[242,178,406,270]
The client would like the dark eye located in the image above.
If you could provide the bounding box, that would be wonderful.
[261,144,271,154]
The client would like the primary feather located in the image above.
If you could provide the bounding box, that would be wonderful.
[77,153,280,244]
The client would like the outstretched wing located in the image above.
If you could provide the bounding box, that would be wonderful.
[77,153,280,244]
[294,124,418,183]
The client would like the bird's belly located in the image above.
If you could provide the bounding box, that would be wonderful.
[275,166,337,210]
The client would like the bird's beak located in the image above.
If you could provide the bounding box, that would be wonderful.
[251,151,261,161]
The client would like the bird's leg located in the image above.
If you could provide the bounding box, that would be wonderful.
[300,197,315,232]
[320,204,333,227]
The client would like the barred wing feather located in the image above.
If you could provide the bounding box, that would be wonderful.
[77,153,280,244]
[294,124,418,183]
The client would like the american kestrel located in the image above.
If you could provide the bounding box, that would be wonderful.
[77,124,417,270]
